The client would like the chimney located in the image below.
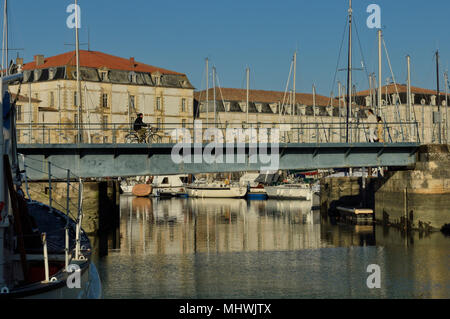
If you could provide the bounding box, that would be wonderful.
[16,57,23,66]
[130,57,135,66]
[34,55,44,66]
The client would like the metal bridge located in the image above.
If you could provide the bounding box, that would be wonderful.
[16,122,421,179]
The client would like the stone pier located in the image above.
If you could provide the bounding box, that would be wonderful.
[375,145,450,232]
[26,180,120,235]
[320,145,450,232]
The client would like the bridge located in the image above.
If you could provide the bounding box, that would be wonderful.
[16,122,421,179]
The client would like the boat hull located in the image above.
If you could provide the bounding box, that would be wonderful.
[186,186,247,198]
[265,185,312,200]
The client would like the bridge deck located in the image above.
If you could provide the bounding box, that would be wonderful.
[17,143,420,179]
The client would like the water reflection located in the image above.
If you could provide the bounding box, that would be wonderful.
[119,197,332,255]
[94,196,450,299]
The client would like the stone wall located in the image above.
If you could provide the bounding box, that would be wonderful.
[375,145,450,231]
[26,180,120,235]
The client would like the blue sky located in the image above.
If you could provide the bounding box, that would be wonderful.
[5,0,450,96]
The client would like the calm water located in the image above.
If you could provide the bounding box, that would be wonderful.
[90,196,450,299]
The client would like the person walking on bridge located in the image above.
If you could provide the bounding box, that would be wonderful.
[376,116,384,143]
[366,109,377,143]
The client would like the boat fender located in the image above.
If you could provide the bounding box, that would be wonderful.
[0,287,9,294]
[50,277,58,282]
[79,255,86,261]
[81,245,87,250]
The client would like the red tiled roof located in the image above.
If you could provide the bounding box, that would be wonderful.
[194,88,338,107]
[356,83,446,96]
[22,50,184,75]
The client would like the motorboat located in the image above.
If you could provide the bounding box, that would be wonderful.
[152,175,189,197]
[186,180,247,198]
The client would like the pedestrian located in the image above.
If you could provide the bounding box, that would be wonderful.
[366,109,377,142]
[376,116,384,143]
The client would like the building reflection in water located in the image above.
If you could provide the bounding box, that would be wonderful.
[94,196,449,299]
[116,196,378,256]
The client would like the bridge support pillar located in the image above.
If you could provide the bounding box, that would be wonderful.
[375,144,450,232]
[26,179,120,237]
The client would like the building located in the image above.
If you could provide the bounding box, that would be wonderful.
[194,88,360,143]
[355,83,450,144]
[9,50,195,143]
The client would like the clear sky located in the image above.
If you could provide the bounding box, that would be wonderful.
[5,0,450,96]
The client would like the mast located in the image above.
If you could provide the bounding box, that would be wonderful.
[246,66,249,125]
[293,51,297,126]
[378,30,382,116]
[407,55,412,141]
[346,0,353,143]
[75,0,82,142]
[2,0,7,76]
[313,84,316,125]
[338,81,342,141]
[213,66,216,127]
[436,50,441,144]
[205,58,209,127]
[445,71,449,144]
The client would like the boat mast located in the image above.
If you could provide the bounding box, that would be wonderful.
[293,51,297,127]
[436,50,441,144]
[75,0,82,142]
[246,66,249,125]
[0,0,5,287]
[378,30,382,116]
[2,0,7,76]
[346,0,353,143]
[213,66,216,127]
[445,71,449,144]
[407,55,412,141]
[205,58,209,127]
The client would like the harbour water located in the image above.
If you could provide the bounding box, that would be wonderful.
[90,196,450,299]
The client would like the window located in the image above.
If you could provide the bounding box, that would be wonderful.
[74,114,78,126]
[156,97,161,111]
[130,95,135,109]
[50,92,54,107]
[103,136,109,143]
[100,71,108,81]
[162,177,169,185]
[181,98,186,112]
[129,72,137,83]
[16,105,22,121]
[182,119,186,128]
[155,76,161,86]
[157,118,161,128]
[74,91,78,106]
[102,93,108,108]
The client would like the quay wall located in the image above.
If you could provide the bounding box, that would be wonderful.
[26,180,120,235]
[321,145,450,232]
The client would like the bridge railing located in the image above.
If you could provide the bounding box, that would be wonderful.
[16,121,420,145]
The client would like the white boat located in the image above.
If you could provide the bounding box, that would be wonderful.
[239,172,268,199]
[265,183,312,200]
[152,175,188,197]
[186,181,247,198]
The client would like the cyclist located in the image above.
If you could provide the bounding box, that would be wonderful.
[133,113,148,142]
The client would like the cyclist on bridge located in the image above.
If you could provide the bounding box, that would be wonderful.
[133,113,148,141]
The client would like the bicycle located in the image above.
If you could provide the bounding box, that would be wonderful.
[125,127,163,144]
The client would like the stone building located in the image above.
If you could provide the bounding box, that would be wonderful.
[194,88,365,143]
[355,84,450,144]
[9,50,194,143]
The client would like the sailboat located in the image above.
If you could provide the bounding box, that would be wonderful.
[0,0,101,298]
